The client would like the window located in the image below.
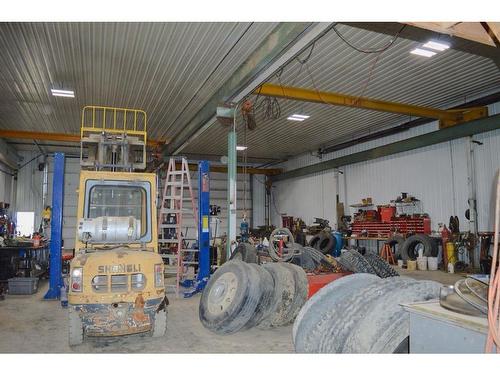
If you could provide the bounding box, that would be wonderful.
[16,212,35,237]
[84,180,152,243]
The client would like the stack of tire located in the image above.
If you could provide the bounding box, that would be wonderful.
[199,259,308,334]
[293,274,442,353]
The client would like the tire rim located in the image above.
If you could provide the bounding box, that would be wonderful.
[207,272,238,315]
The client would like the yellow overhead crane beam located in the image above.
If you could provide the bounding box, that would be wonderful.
[0,129,167,148]
[255,83,488,128]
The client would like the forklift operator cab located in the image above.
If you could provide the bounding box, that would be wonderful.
[68,106,167,346]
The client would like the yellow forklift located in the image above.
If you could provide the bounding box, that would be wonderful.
[68,106,167,346]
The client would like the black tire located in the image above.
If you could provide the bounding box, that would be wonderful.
[293,273,379,352]
[229,243,257,263]
[243,264,275,328]
[363,253,399,278]
[152,307,167,337]
[401,234,438,261]
[337,249,377,274]
[68,307,84,346]
[257,263,295,328]
[308,234,324,249]
[199,260,261,334]
[387,235,405,259]
[279,263,309,324]
[317,234,336,255]
[341,279,441,353]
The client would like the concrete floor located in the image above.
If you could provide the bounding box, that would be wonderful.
[0,269,463,353]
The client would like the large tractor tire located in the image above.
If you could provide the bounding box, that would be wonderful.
[257,263,296,328]
[243,264,275,329]
[152,307,167,338]
[337,249,377,274]
[229,243,257,263]
[199,260,261,334]
[68,308,84,346]
[363,253,399,278]
[400,234,438,261]
[293,273,379,353]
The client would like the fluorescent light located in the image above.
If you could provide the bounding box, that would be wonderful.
[423,41,450,51]
[291,114,310,119]
[51,89,74,98]
[410,48,436,58]
[287,113,310,121]
[236,145,247,151]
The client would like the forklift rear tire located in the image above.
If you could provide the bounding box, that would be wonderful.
[68,308,84,346]
[152,307,167,338]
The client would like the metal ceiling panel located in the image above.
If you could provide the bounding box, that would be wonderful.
[184,24,500,159]
[0,22,278,140]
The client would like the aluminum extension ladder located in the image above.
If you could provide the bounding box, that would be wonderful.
[158,157,198,298]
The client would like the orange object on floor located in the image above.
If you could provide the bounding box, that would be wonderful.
[306,272,351,298]
[380,243,396,265]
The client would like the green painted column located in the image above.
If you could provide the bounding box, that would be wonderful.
[227,130,237,258]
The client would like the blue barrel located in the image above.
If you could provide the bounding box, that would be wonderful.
[332,231,343,257]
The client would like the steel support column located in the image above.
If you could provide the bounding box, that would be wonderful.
[44,152,65,300]
[227,131,237,258]
[271,113,500,182]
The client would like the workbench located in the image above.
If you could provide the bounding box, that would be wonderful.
[345,236,389,253]
[402,300,490,353]
[0,244,49,281]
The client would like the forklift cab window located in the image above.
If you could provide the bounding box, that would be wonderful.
[84,180,152,243]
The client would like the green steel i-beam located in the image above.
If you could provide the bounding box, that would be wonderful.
[227,131,237,258]
[271,113,500,182]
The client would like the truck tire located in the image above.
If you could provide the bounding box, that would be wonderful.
[229,243,257,263]
[387,235,405,259]
[279,263,309,324]
[152,307,167,338]
[199,260,261,334]
[257,263,295,328]
[293,273,379,352]
[341,279,441,353]
[316,277,420,353]
[401,234,437,261]
[338,249,377,274]
[363,253,399,278]
[243,264,275,328]
[69,308,84,346]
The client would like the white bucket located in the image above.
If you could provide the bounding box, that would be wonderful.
[397,259,404,268]
[417,256,428,271]
[427,257,438,271]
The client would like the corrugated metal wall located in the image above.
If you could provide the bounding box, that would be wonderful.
[271,101,500,241]
[15,151,44,228]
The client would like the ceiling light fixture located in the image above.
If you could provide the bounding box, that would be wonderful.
[51,88,75,98]
[287,113,310,121]
[410,48,436,58]
[423,40,450,51]
[236,145,247,151]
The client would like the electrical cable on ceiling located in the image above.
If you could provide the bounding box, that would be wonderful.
[332,24,406,54]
